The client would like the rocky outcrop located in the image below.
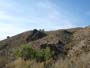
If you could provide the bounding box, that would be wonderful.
[26,29,47,42]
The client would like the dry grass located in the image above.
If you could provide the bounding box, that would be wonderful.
[53,58,88,68]
[6,53,90,68]
[0,56,8,68]
[6,58,44,68]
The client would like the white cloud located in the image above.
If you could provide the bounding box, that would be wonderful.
[26,1,75,29]
[0,23,27,40]
[0,11,15,21]
[0,0,76,40]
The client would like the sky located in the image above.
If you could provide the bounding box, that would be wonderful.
[0,0,90,40]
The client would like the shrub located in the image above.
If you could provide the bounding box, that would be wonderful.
[36,47,52,62]
[15,44,35,60]
[15,44,52,62]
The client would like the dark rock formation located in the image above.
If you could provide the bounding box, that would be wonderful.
[26,29,47,42]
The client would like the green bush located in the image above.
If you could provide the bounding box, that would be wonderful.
[15,44,35,60]
[15,44,52,62]
[36,47,52,62]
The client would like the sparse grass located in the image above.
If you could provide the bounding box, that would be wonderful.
[0,56,8,68]
[6,53,90,68]
[6,58,44,68]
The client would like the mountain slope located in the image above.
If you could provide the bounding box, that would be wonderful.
[0,27,90,68]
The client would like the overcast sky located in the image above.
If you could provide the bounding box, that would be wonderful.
[0,0,90,40]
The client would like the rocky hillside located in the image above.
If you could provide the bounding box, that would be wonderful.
[0,27,90,68]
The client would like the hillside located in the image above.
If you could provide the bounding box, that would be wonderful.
[0,27,90,68]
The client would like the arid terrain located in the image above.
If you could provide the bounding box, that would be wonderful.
[0,26,90,68]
